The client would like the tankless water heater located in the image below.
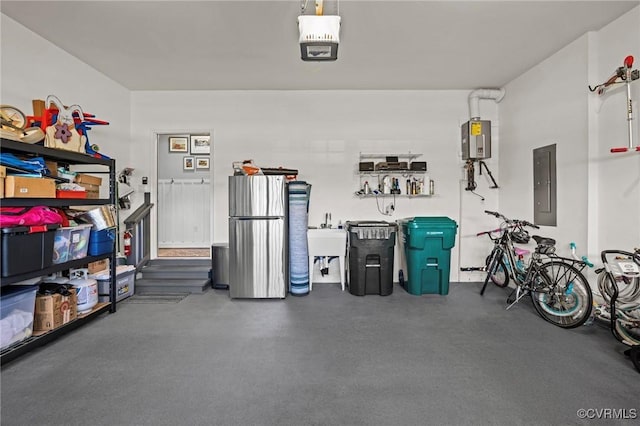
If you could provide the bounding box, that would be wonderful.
[461,119,491,160]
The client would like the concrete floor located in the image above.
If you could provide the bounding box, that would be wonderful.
[1,282,638,426]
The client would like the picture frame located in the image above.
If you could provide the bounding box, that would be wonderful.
[190,135,210,154]
[183,156,195,171]
[169,137,189,153]
[195,157,210,170]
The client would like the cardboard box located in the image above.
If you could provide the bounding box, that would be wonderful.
[0,165,6,178]
[88,258,109,274]
[44,160,58,177]
[4,176,56,198]
[32,99,46,117]
[75,173,102,186]
[33,288,78,332]
[0,177,4,199]
[78,183,100,199]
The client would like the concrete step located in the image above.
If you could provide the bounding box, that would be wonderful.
[141,264,210,280]
[135,278,210,294]
[147,258,211,267]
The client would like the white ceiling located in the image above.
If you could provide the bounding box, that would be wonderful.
[2,1,638,90]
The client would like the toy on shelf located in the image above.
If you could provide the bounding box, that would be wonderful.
[0,104,45,143]
[43,95,87,153]
[26,96,111,159]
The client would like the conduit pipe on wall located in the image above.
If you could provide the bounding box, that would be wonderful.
[468,88,506,120]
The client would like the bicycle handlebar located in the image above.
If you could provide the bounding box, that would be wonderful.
[483,210,539,229]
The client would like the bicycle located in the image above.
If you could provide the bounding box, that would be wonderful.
[480,210,593,329]
[593,249,640,372]
[461,224,526,288]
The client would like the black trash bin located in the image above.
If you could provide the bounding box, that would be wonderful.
[346,221,398,296]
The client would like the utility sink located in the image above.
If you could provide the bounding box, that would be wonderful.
[307,228,347,291]
[308,228,347,253]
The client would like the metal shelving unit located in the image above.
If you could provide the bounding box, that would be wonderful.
[0,138,117,365]
[356,152,432,197]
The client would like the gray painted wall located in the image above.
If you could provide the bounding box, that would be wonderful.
[157,133,211,180]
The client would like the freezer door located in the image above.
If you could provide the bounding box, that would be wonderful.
[229,175,285,218]
[229,217,288,298]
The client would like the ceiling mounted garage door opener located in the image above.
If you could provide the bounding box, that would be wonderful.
[589,55,640,154]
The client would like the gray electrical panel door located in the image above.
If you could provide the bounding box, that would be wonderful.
[533,144,557,226]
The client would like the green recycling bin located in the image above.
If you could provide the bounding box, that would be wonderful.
[398,217,458,295]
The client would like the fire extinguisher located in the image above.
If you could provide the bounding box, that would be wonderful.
[123,230,132,257]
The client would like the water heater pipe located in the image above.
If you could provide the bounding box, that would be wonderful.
[468,88,506,120]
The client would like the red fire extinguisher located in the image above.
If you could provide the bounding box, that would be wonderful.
[123,230,132,257]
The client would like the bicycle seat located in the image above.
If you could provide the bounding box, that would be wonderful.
[532,235,556,246]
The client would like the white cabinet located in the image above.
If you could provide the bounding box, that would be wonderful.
[356,153,433,198]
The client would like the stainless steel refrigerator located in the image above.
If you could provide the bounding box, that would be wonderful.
[228,175,288,298]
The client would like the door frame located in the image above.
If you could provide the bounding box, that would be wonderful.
[151,129,215,259]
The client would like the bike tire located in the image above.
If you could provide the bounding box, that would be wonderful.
[614,320,640,347]
[530,261,593,328]
[485,254,509,287]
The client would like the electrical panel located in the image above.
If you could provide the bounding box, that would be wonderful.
[461,120,491,160]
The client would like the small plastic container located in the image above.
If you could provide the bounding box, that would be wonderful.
[88,227,116,256]
[0,285,38,350]
[91,265,135,303]
[56,190,87,199]
[57,169,76,182]
[68,224,92,260]
[52,226,73,264]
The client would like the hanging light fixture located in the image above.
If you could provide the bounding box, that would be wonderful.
[298,0,341,61]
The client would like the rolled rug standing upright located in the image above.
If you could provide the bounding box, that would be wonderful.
[288,181,311,296]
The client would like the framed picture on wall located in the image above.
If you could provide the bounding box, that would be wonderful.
[190,135,210,154]
[169,137,189,153]
[195,157,210,170]
[183,156,195,171]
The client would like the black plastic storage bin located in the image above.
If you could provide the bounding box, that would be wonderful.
[1,224,59,277]
[346,221,398,296]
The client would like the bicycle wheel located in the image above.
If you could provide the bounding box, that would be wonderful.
[485,254,509,287]
[481,247,504,295]
[614,318,640,347]
[530,261,593,328]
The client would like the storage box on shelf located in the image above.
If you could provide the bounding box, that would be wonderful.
[4,176,56,198]
[92,265,135,303]
[87,258,109,274]
[68,224,92,260]
[56,190,87,199]
[52,224,92,265]
[0,285,38,350]
[33,288,78,332]
[88,227,115,256]
[75,173,102,199]
[1,224,59,277]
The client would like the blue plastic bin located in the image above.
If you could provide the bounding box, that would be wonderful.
[88,227,116,256]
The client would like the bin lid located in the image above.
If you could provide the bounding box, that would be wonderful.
[346,220,398,229]
[1,284,38,297]
[346,221,397,239]
[90,264,135,280]
[1,224,60,234]
[400,216,457,229]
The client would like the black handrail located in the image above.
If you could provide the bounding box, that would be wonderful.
[123,192,153,271]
